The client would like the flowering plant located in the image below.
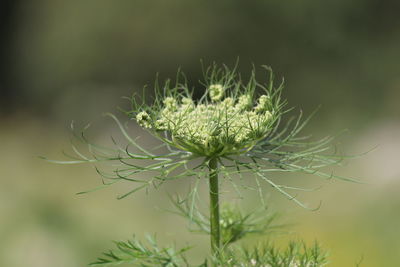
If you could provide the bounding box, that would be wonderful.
[50,63,359,266]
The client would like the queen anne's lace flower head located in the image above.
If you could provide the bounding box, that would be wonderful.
[135,74,280,157]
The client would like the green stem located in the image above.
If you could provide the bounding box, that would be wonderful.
[209,157,220,261]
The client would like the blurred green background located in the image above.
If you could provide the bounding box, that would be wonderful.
[1,1,399,266]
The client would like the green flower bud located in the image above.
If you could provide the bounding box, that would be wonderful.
[209,84,224,101]
[255,95,271,113]
[236,94,252,111]
[136,111,152,129]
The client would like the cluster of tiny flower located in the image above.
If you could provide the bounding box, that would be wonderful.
[135,111,152,129]
[209,84,225,101]
[136,84,274,154]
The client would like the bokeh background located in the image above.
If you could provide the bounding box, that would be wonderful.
[1,1,399,266]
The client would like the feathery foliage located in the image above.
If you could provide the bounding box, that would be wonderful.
[90,235,192,267]
[217,241,328,267]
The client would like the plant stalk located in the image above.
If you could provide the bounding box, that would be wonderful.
[209,157,220,261]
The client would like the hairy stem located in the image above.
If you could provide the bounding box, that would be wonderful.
[209,157,220,261]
